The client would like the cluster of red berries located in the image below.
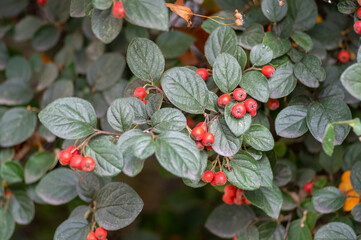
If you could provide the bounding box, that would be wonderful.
[87,227,107,240]
[218,89,258,118]
[354,8,361,34]
[222,185,251,205]
[196,68,209,81]
[191,122,215,151]
[113,1,126,19]
[37,0,46,6]
[266,98,280,111]
[58,145,95,172]
[201,170,227,186]
[133,87,147,104]
[303,180,313,194]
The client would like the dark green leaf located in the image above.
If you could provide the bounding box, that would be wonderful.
[146,93,163,117]
[239,23,264,50]
[70,0,91,17]
[243,124,274,151]
[275,105,308,138]
[322,124,335,157]
[39,97,97,139]
[351,162,361,195]
[258,155,274,187]
[273,161,292,187]
[288,0,317,31]
[337,1,358,14]
[343,142,361,171]
[54,217,90,240]
[45,0,70,23]
[9,191,35,224]
[76,172,101,202]
[41,79,74,109]
[5,56,31,82]
[291,31,313,52]
[36,168,78,205]
[288,219,312,240]
[258,222,285,240]
[0,78,34,106]
[314,222,356,240]
[93,0,112,10]
[24,152,56,184]
[263,32,291,59]
[156,31,195,58]
[14,16,42,42]
[0,208,15,240]
[151,108,186,133]
[32,25,61,51]
[0,0,28,18]
[107,98,134,132]
[268,61,297,98]
[319,146,342,174]
[91,8,123,44]
[123,97,148,124]
[95,182,143,230]
[213,53,242,93]
[234,46,247,70]
[36,63,59,91]
[240,71,270,102]
[294,55,325,88]
[236,225,259,240]
[307,21,342,50]
[224,102,252,137]
[312,187,345,213]
[340,63,361,101]
[250,44,273,66]
[261,0,288,22]
[0,162,23,184]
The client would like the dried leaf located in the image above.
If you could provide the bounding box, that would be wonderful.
[166,3,193,27]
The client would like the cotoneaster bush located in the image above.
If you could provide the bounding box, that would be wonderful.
[0,0,361,239]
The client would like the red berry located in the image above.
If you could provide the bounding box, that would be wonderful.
[206,146,213,151]
[87,232,97,240]
[234,236,237,240]
[266,24,271,32]
[201,170,214,183]
[304,180,313,194]
[354,20,361,34]
[196,68,209,81]
[81,156,96,172]
[222,193,234,205]
[233,196,244,205]
[338,50,350,63]
[186,117,195,128]
[195,141,204,151]
[214,172,227,186]
[191,127,205,141]
[250,110,257,117]
[210,179,217,186]
[233,88,247,101]
[262,65,275,77]
[67,145,79,156]
[267,99,280,110]
[201,133,215,146]
[244,99,257,112]
[232,103,246,118]
[196,122,208,132]
[142,99,147,105]
[358,8,361,19]
[218,94,231,108]
[244,197,251,205]
[95,227,107,239]
[112,1,126,19]
[70,155,83,171]
[58,150,72,165]
[134,87,146,99]
[37,0,47,6]
[224,185,237,198]
[235,188,244,199]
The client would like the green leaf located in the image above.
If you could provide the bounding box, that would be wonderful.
[351,162,361,195]
[41,79,74,109]
[337,0,358,14]
[258,155,274,187]
[5,56,31,82]
[288,220,312,240]
[297,168,315,188]
[0,162,23,184]
[24,152,56,184]
[91,8,122,44]
[263,32,291,59]
[340,63,361,101]
[312,187,345,213]
[240,71,270,103]
[36,168,78,205]
[205,26,237,66]
[146,93,163,117]
[123,97,148,124]
[156,31,195,58]
[0,108,36,147]
[14,16,42,42]
[258,222,285,240]
[87,53,125,91]
[261,0,288,22]
[351,203,361,222]
[236,225,259,240]
[209,116,242,157]
[127,38,164,83]
[205,204,255,238]
[239,23,265,50]
[117,130,155,177]
[39,97,97,140]
[306,98,351,145]
[0,0,28,18]
[32,25,61,51]
[213,53,242,93]
[95,182,143,230]
[287,0,317,31]
[275,105,308,138]
[244,182,283,219]
[0,208,15,240]
[0,41,8,71]
[318,85,345,101]
[70,0,91,17]
[54,217,90,240]
[0,147,14,165]
[9,191,35,225]
[319,146,342,174]
[86,136,124,177]
[36,63,59,91]
[322,124,335,157]
[273,161,292,187]
[307,21,342,51]
[291,31,313,52]
[268,61,297,98]
[0,78,34,106]
[314,222,357,240]
[122,0,168,31]
[107,98,134,132]
[343,142,361,171]
[224,102,252,137]
[76,172,101,202]
[234,46,247,70]
[161,67,208,114]
[294,55,325,88]
[250,44,273,66]
[125,23,149,42]
[93,0,112,10]
[151,108,186,133]
[45,0,70,23]
[243,124,274,151]
[225,151,261,190]
[155,131,202,181]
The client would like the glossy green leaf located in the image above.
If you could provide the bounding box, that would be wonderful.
[91,8,123,44]
[224,102,251,137]
[314,222,356,240]
[258,155,273,187]
[151,108,186,133]
[275,105,308,138]
[0,162,23,184]
[93,0,112,10]
[36,63,59,91]
[340,63,361,101]
[146,93,163,117]
[319,146,342,174]
[261,0,288,22]
[5,56,31,82]
[250,44,273,66]
[213,53,242,93]
[14,16,42,42]
[32,25,61,51]
[156,31,195,58]
[268,61,297,98]
[239,23,265,50]
[337,0,358,14]
[287,0,317,31]
[0,208,15,240]
[76,172,101,202]
[322,124,335,157]
[291,31,313,53]
[288,219,312,240]
[263,32,291,59]
[240,71,270,102]
[294,55,325,88]
[45,0,70,23]
[24,152,56,184]
[243,124,274,151]
[0,78,34,106]
[351,162,361,195]
[9,191,35,225]
[54,217,90,240]
[312,187,345,213]
[41,79,74,109]
[107,98,134,132]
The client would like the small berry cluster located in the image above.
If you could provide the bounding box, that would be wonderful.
[87,227,107,240]
[234,10,243,26]
[201,170,227,186]
[218,89,258,118]
[222,185,251,205]
[58,146,95,172]
[133,87,147,104]
[112,1,126,19]
[354,8,361,34]
[267,98,280,111]
[196,68,209,81]
[191,122,215,151]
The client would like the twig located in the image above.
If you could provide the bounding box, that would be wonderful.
[283,212,293,240]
